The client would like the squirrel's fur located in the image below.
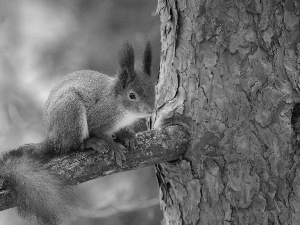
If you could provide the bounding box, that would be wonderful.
[0,42,154,224]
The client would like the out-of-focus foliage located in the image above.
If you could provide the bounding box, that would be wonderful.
[0,0,161,224]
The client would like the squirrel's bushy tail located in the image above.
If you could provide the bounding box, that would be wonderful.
[0,147,79,225]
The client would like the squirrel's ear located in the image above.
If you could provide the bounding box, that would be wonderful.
[118,42,135,71]
[116,42,136,92]
[117,68,135,90]
[143,42,152,76]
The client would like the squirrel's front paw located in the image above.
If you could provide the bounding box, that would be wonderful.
[108,142,126,166]
[114,128,139,150]
[85,137,126,166]
[84,137,110,154]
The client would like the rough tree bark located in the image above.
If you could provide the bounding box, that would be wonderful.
[155,0,300,224]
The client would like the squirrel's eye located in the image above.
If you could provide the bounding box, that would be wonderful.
[129,92,136,100]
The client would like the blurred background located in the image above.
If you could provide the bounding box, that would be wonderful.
[0,0,161,224]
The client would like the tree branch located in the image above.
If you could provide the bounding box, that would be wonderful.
[0,125,190,212]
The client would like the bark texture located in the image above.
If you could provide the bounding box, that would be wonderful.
[155,0,300,224]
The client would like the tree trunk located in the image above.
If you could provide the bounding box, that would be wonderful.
[155,0,300,224]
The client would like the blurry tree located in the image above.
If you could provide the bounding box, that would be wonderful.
[155,0,300,224]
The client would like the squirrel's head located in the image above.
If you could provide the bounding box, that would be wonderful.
[115,42,155,117]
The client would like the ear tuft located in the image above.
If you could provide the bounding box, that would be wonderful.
[115,68,135,95]
[118,42,135,71]
[143,41,152,76]
[119,68,134,89]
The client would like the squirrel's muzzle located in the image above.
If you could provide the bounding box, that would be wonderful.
[140,104,155,115]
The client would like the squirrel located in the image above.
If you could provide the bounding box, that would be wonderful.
[0,42,155,225]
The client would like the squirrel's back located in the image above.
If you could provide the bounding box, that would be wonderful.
[57,70,115,91]
[44,70,120,124]
[45,70,116,111]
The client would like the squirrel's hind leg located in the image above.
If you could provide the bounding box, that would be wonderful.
[45,92,89,154]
